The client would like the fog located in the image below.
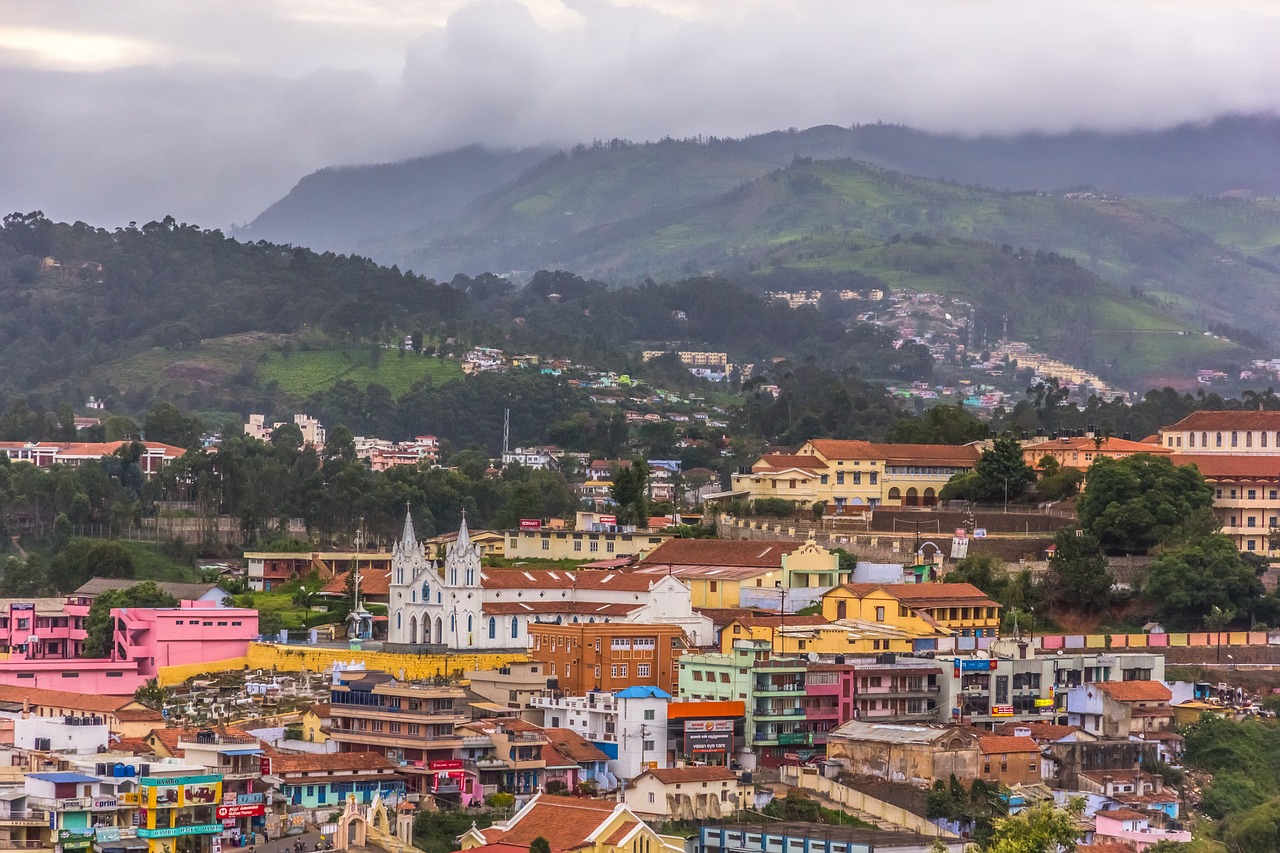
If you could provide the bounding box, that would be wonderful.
[1,0,1277,228]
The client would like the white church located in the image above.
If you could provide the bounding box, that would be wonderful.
[386,513,713,650]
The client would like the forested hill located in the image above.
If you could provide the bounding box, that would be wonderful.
[239,117,1280,264]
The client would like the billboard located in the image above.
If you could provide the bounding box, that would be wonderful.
[683,719,734,754]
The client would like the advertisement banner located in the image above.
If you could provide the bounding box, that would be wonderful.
[217,804,266,819]
[683,719,734,754]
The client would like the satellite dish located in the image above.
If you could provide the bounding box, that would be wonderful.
[807,652,819,662]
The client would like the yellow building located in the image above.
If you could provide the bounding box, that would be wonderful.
[631,537,845,608]
[458,792,684,853]
[823,582,1001,637]
[504,528,674,560]
[719,582,1000,657]
[729,440,980,510]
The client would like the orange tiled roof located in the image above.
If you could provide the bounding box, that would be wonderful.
[1165,410,1280,431]
[1096,681,1172,702]
[483,795,618,851]
[978,735,1040,755]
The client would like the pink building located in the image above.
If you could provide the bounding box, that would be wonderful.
[113,601,259,676]
[0,600,257,694]
[1092,809,1191,850]
[0,599,90,659]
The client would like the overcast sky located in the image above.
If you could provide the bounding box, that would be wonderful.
[2,0,1278,229]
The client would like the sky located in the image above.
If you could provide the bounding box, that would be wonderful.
[2,0,1279,230]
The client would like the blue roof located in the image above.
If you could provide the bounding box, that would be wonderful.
[614,686,672,699]
[28,772,101,784]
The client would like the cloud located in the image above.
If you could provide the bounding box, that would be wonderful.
[0,0,1277,228]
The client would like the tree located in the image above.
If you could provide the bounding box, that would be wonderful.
[1077,455,1217,552]
[82,582,179,658]
[1144,535,1263,629]
[982,800,1082,853]
[1045,527,1113,613]
[971,436,1035,504]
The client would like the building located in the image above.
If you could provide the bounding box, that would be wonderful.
[245,413,325,448]
[504,528,674,561]
[465,662,554,711]
[387,515,712,650]
[243,549,392,592]
[729,440,980,510]
[0,685,162,736]
[528,623,689,695]
[0,441,185,477]
[632,538,845,610]
[1171,454,1280,554]
[457,792,683,853]
[977,735,1042,787]
[529,687,671,782]
[1157,410,1280,454]
[261,751,403,809]
[824,721,981,786]
[1065,681,1175,739]
[624,766,745,821]
[327,671,468,794]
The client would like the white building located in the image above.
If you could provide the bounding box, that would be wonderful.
[386,515,713,650]
[529,686,671,782]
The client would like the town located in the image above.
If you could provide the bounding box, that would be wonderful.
[3,402,1280,853]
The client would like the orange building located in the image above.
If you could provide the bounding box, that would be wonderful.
[528,622,691,695]
[1022,435,1171,471]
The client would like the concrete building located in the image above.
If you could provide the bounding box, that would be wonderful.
[528,622,689,695]
[528,687,671,782]
[824,722,981,786]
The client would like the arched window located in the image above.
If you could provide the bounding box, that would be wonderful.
[511,617,519,639]
[487,617,496,639]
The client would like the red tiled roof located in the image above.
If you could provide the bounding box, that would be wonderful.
[321,568,391,597]
[992,722,1079,741]
[543,729,610,764]
[268,751,396,774]
[978,735,1040,755]
[483,795,619,851]
[640,539,797,569]
[1171,454,1280,479]
[641,766,738,784]
[1096,681,1172,702]
[482,569,655,591]
[1164,410,1280,431]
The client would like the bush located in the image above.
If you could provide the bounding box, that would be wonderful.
[752,498,797,516]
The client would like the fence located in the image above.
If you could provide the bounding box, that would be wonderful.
[778,765,956,838]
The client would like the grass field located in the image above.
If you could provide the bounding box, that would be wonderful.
[258,349,463,398]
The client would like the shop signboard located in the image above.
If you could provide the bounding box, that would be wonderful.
[684,719,734,755]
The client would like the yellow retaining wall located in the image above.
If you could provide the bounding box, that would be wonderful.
[245,643,526,679]
[157,656,249,687]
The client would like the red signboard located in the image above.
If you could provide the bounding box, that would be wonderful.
[598,515,617,525]
[217,804,266,819]
[519,519,542,530]
[429,760,464,770]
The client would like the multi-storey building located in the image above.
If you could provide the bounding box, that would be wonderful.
[730,439,980,510]
[528,622,689,695]
[327,670,469,794]
[528,687,671,782]
[387,515,712,649]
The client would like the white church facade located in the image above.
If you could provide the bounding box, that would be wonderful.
[386,513,714,651]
